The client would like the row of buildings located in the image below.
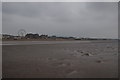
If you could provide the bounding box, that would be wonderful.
[1,33,76,40]
[0,34,2,40]
[1,33,111,40]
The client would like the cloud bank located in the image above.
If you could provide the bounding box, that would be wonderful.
[2,2,118,38]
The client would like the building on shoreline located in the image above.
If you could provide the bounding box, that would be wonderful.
[2,33,114,41]
[0,34,2,40]
[25,33,39,39]
[2,34,14,39]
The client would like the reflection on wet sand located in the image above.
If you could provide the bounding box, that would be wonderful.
[2,40,118,78]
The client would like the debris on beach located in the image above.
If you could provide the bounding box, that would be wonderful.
[80,51,84,53]
[96,60,103,63]
[82,53,93,56]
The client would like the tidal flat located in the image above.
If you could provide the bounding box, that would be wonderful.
[2,40,118,78]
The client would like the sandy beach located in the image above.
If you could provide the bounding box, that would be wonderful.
[2,40,118,78]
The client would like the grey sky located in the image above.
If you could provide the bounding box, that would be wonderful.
[0,2,2,34]
[2,0,119,2]
[2,2,118,38]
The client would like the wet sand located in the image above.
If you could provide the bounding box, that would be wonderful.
[2,40,118,78]
[0,44,2,78]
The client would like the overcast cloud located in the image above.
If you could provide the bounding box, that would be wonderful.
[0,2,2,34]
[2,2,118,38]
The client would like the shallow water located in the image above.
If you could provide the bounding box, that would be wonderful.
[2,41,91,45]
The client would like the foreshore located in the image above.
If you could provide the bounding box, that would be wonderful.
[2,40,118,78]
[2,38,114,42]
[2,39,76,41]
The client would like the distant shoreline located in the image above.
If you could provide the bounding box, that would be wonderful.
[2,39,117,42]
[2,39,78,41]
